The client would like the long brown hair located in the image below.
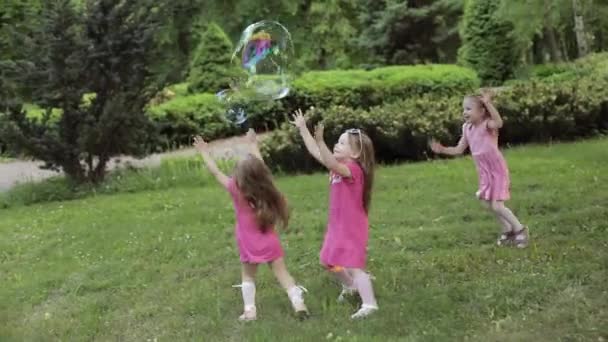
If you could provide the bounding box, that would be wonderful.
[234,155,290,232]
[347,130,375,213]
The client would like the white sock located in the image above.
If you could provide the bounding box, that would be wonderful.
[240,281,256,311]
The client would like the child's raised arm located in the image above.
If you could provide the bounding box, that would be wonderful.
[290,108,323,164]
[314,124,352,178]
[193,136,230,188]
[481,89,503,129]
[245,128,263,161]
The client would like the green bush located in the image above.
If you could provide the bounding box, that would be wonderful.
[515,53,608,83]
[147,64,478,150]
[287,64,480,110]
[147,93,287,150]
[262,74,608,172]
[147,93,234,150]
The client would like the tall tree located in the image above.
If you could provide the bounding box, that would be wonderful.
[151,0,206,84]
[0,0,163,183]
[498,0,608,63]
[358,0,464,65]
[300,0,359,69]
[459,0,518,85]
[187,22,236,93]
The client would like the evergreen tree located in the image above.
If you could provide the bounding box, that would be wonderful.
[0,0,162,183]
[459,0,518,85]
[187,22,236,93]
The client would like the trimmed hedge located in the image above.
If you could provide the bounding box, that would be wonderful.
[147,64,479,149]
[261,73,608,173]
[514,52,608,83]
[286,64,480,109]
[147,93,287,150]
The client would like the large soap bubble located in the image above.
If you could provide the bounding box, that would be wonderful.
[231,21,294,101]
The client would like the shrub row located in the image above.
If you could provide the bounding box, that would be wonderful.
[261,73,608,173]
[146,64,479,149]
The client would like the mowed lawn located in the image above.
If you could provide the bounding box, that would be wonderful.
[1,138,607,341]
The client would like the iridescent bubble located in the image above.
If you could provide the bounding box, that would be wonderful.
[231,21,293,101]
[226,106,247,125]
[216,88,247,125]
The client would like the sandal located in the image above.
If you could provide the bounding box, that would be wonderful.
[512,226,529,249]
[497,231,515,246]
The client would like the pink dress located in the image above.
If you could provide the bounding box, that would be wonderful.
[463,120,510,201]
[225,178,284,264]
[320,162,369,269]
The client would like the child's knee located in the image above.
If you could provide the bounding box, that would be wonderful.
[490,201,503,212]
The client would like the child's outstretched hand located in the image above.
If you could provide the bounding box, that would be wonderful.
[429,139,444,154]
[290,108,307,129]
[314,123,325,142]
[193,135,209,153]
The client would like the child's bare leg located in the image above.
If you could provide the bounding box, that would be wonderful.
[269,257,295,290]
[330,266,354,287]
[270,258,308,316]
[481,200,512,245]
[491,201,523,231]
[491,201,529,248]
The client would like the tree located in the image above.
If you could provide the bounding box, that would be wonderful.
[498,0,608,64]
[187,22,236,93]
[459,0,518,85]
[300,0,359,69]
[151,0,206,84]
[358,0,464,65]
[0,0,163,184]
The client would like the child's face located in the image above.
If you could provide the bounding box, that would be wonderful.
[333,133,357,161]
[462,97,485,124]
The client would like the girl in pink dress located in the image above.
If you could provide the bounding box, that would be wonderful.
[430,90,529,248]
[193,129,309,321]
[291,109,379,319]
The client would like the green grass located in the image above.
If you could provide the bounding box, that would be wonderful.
[1,139,607,341]
[1,157,235,208]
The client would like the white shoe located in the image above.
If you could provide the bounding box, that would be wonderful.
[238,306,257,321]
[337,285,358,303]
[351,304,378,319]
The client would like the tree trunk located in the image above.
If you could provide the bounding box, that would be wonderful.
[62,158,86,184]
[543,0,563,62]
[572,0,589,57]
[544,27,563,62]
[89,155,109,184]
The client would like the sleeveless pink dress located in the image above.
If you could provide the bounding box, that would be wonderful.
[225,178,284,263]
[463,120,511,201]
[320,162,369,269]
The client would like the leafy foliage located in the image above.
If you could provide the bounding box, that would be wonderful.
[0,0,162,183]
[187,22,236,93]
[262,70,608,172]
[358,0,464,65]
[459,0,519,85]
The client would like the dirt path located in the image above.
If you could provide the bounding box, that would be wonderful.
[0,134,265,192]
